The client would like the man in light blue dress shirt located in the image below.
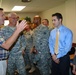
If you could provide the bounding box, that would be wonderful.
[49,13,73,75]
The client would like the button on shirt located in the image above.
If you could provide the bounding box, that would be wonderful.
[0,30,9,60]
[49,25,73,58]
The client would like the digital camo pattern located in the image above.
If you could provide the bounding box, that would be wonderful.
[33,24,52,75]
[1,26,26,75]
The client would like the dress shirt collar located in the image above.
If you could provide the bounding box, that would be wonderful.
[55,25,64,32]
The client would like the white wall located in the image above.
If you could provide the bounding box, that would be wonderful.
[39,3,66,28]
[65,0,76,43]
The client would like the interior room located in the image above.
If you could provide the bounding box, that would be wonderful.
[0,0,76,75]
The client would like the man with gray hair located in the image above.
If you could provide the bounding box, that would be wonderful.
[0,8,27,75]
[1,12,26,75]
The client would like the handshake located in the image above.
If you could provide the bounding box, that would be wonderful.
[30,46,38,54]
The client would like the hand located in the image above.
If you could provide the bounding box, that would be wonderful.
[70,63,73,66]
[72,65,76,74]
[30,47,37,54]
[22,50,25,55]
[16,20,27,33]
[52,54,57,61]
[33,49,37,54]
[52,54,60,64]
[54,58,60,64]
[30,48,34,53]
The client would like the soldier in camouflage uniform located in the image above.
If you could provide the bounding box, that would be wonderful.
[41,18,52,73]
[30,15,41,30]
[24,23,36,73]
[32,24,51,75]
[1,12,26,75]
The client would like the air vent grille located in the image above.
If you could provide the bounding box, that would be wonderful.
[21,0,31,2]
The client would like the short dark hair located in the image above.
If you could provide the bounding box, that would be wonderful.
[52,13,63,20]
[0,8,3,11]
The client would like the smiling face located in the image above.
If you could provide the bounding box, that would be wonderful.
[33,16,41,26]
[8,13,18,27]
[42,19,49,26]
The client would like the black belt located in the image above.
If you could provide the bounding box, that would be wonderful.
[0,59,7,61]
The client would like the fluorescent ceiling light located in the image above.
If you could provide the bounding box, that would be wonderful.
[12,6,26,11]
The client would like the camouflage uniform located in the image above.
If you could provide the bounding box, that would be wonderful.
[33,24,52,75]
[24,30,34,66]
[1,26,26,75]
